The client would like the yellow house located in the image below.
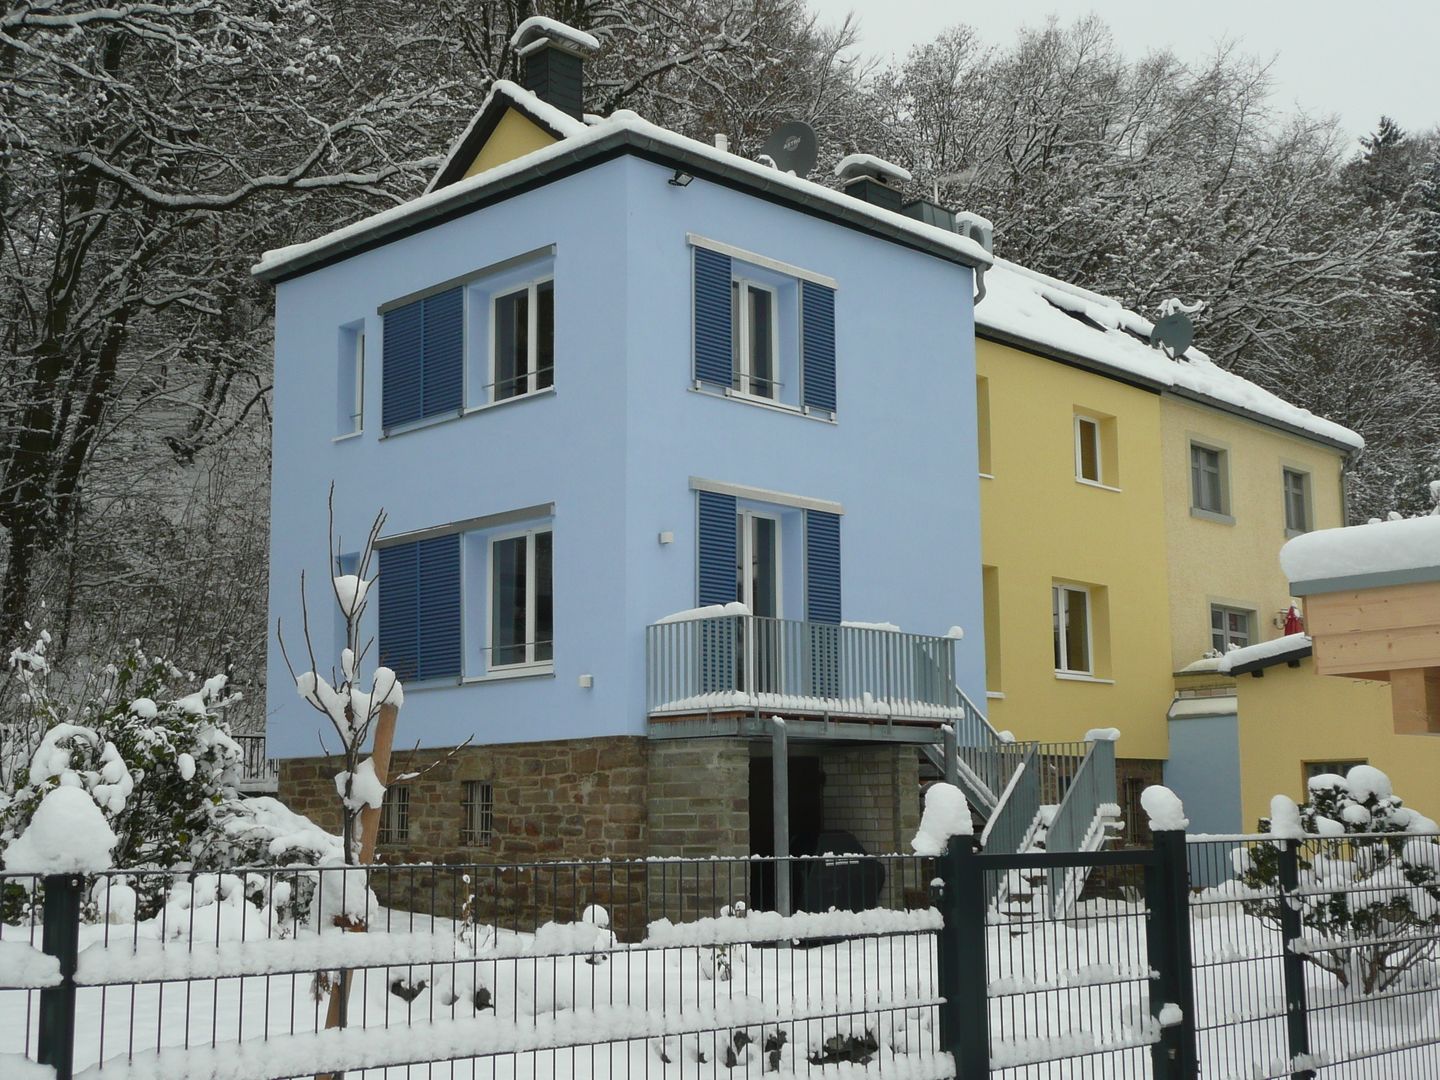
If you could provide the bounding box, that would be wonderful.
[974,260,1368,837]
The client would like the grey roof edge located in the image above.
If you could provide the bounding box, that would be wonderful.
[977,326,1359,456]
[254,127,989,285]
[1290,564,1440,597]
[1226,642,1313,677]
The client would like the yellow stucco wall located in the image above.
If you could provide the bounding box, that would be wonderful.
[978,340,1175,759]
[461,109,557,179]
[1233,660,1440,826]
[1159,397,1347,671]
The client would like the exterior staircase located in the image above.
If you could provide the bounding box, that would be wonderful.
[919,690,1120,915]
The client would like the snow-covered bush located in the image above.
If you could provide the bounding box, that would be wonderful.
[0,644,242,873]
[1237,766,1440,994]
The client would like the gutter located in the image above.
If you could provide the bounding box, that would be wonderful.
[254,128,990,285]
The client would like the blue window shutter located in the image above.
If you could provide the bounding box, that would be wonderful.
[805,510,841,623]
[382,301,423,428]
[416,533,462,680]
[801,282,836,413]
[696,490,737,606]
[693,247,733,387]
[421,287,464,418]
[377,543,419,680]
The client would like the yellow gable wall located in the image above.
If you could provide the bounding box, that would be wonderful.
[1233,660,1440,827]
[1159,397,1347,671]
[461,109,558,179]
[977,339,1175,759]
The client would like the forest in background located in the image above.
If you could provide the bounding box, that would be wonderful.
[3,0,1437,731]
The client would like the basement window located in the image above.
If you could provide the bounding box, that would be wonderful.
[378,786,410,845]
[461,780,494,846]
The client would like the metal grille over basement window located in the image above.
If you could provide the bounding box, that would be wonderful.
[378,786,410,844]
[461,781,494,846]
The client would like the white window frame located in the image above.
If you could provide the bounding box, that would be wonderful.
[736,509,785,618]
[489,275,555,403]
[1074,414,1103,485]
[1052,584,1093,676]
[1210,604,1253,653]
[1283,468,1310,535]
[349,330,365,434]
[486,526,554,673]
[732,278,782,401]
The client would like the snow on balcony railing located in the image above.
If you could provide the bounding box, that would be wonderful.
[646,614,963,721]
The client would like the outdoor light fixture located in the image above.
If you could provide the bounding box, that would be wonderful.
[668,170,693,187]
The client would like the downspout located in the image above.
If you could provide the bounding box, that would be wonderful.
[973,264,987,307]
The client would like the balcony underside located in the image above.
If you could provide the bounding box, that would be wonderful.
[648,707,953,744]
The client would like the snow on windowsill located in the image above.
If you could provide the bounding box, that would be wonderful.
[332,430,363,444]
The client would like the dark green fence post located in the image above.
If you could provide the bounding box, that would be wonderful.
[1277,839,1316,1079]
[38,873,83,1080]
[936,836,988,1079]
[1148,830,1199,1080]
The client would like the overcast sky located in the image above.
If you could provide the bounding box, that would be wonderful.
[811,1,1440,145]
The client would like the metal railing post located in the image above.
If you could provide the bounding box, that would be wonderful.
[1277,838,1316,1079]
[772,718,791,916]
[936,837,988,1078]
[38,872,83,1080]
[943,724,959,788]
[1148,829,1199,1080]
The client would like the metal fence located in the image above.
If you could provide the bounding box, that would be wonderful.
[646,614,963,720]
[0,854,944,1079]
[1188,832,1440,1079]
[233,734,279,791]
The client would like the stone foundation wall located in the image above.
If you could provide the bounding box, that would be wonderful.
[646,738,750,921]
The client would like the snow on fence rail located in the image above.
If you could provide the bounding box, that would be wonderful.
[0,854,946,1079]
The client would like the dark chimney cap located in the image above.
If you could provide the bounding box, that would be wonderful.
[511,16,600,58]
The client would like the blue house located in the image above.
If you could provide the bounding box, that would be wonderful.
[256,19,997,879]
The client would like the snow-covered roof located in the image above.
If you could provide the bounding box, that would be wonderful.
[977,260,1364,453]
[423,79,589,195]
[1167,695,1238,719]
[255,95,990,283]
[1216,633,1312,675]
[1281,514,1440,592]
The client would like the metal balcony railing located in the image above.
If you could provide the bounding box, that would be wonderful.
[233,734,279,792]
[646,614,964,721]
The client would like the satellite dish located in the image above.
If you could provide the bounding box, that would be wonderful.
[759,121,818,178]
[1150,312,1194,358]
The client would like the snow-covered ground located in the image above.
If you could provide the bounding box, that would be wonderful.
[2,875,1436,1078]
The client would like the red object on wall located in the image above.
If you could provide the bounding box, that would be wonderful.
[1283,605,1304,636]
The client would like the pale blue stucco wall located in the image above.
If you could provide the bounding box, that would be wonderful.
[266,154,984,757]
[1165,712,1244,836]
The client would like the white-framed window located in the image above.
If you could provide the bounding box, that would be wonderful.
[1210,605,1253,653]
[488,527,554,670]
[378,786,410,844]
[460,780,494,846]
[1052,584,1092,675]
[732,279,781,400]
[338,325,365,435]
[1190,443,1227,515]
[1283,469,1310,534]
[1075,415,1103,484]
[491,277,555,403]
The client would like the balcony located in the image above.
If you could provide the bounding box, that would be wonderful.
[646,614,968,738]
[234,734,279,793]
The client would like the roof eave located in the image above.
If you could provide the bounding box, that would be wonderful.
[255,129,990,285]
[1225,644,1313,677]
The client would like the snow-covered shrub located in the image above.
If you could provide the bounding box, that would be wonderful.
[1237,766,1440,994]
[0,645,241,876]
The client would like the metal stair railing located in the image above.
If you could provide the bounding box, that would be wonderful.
[1042,738,1119,916]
